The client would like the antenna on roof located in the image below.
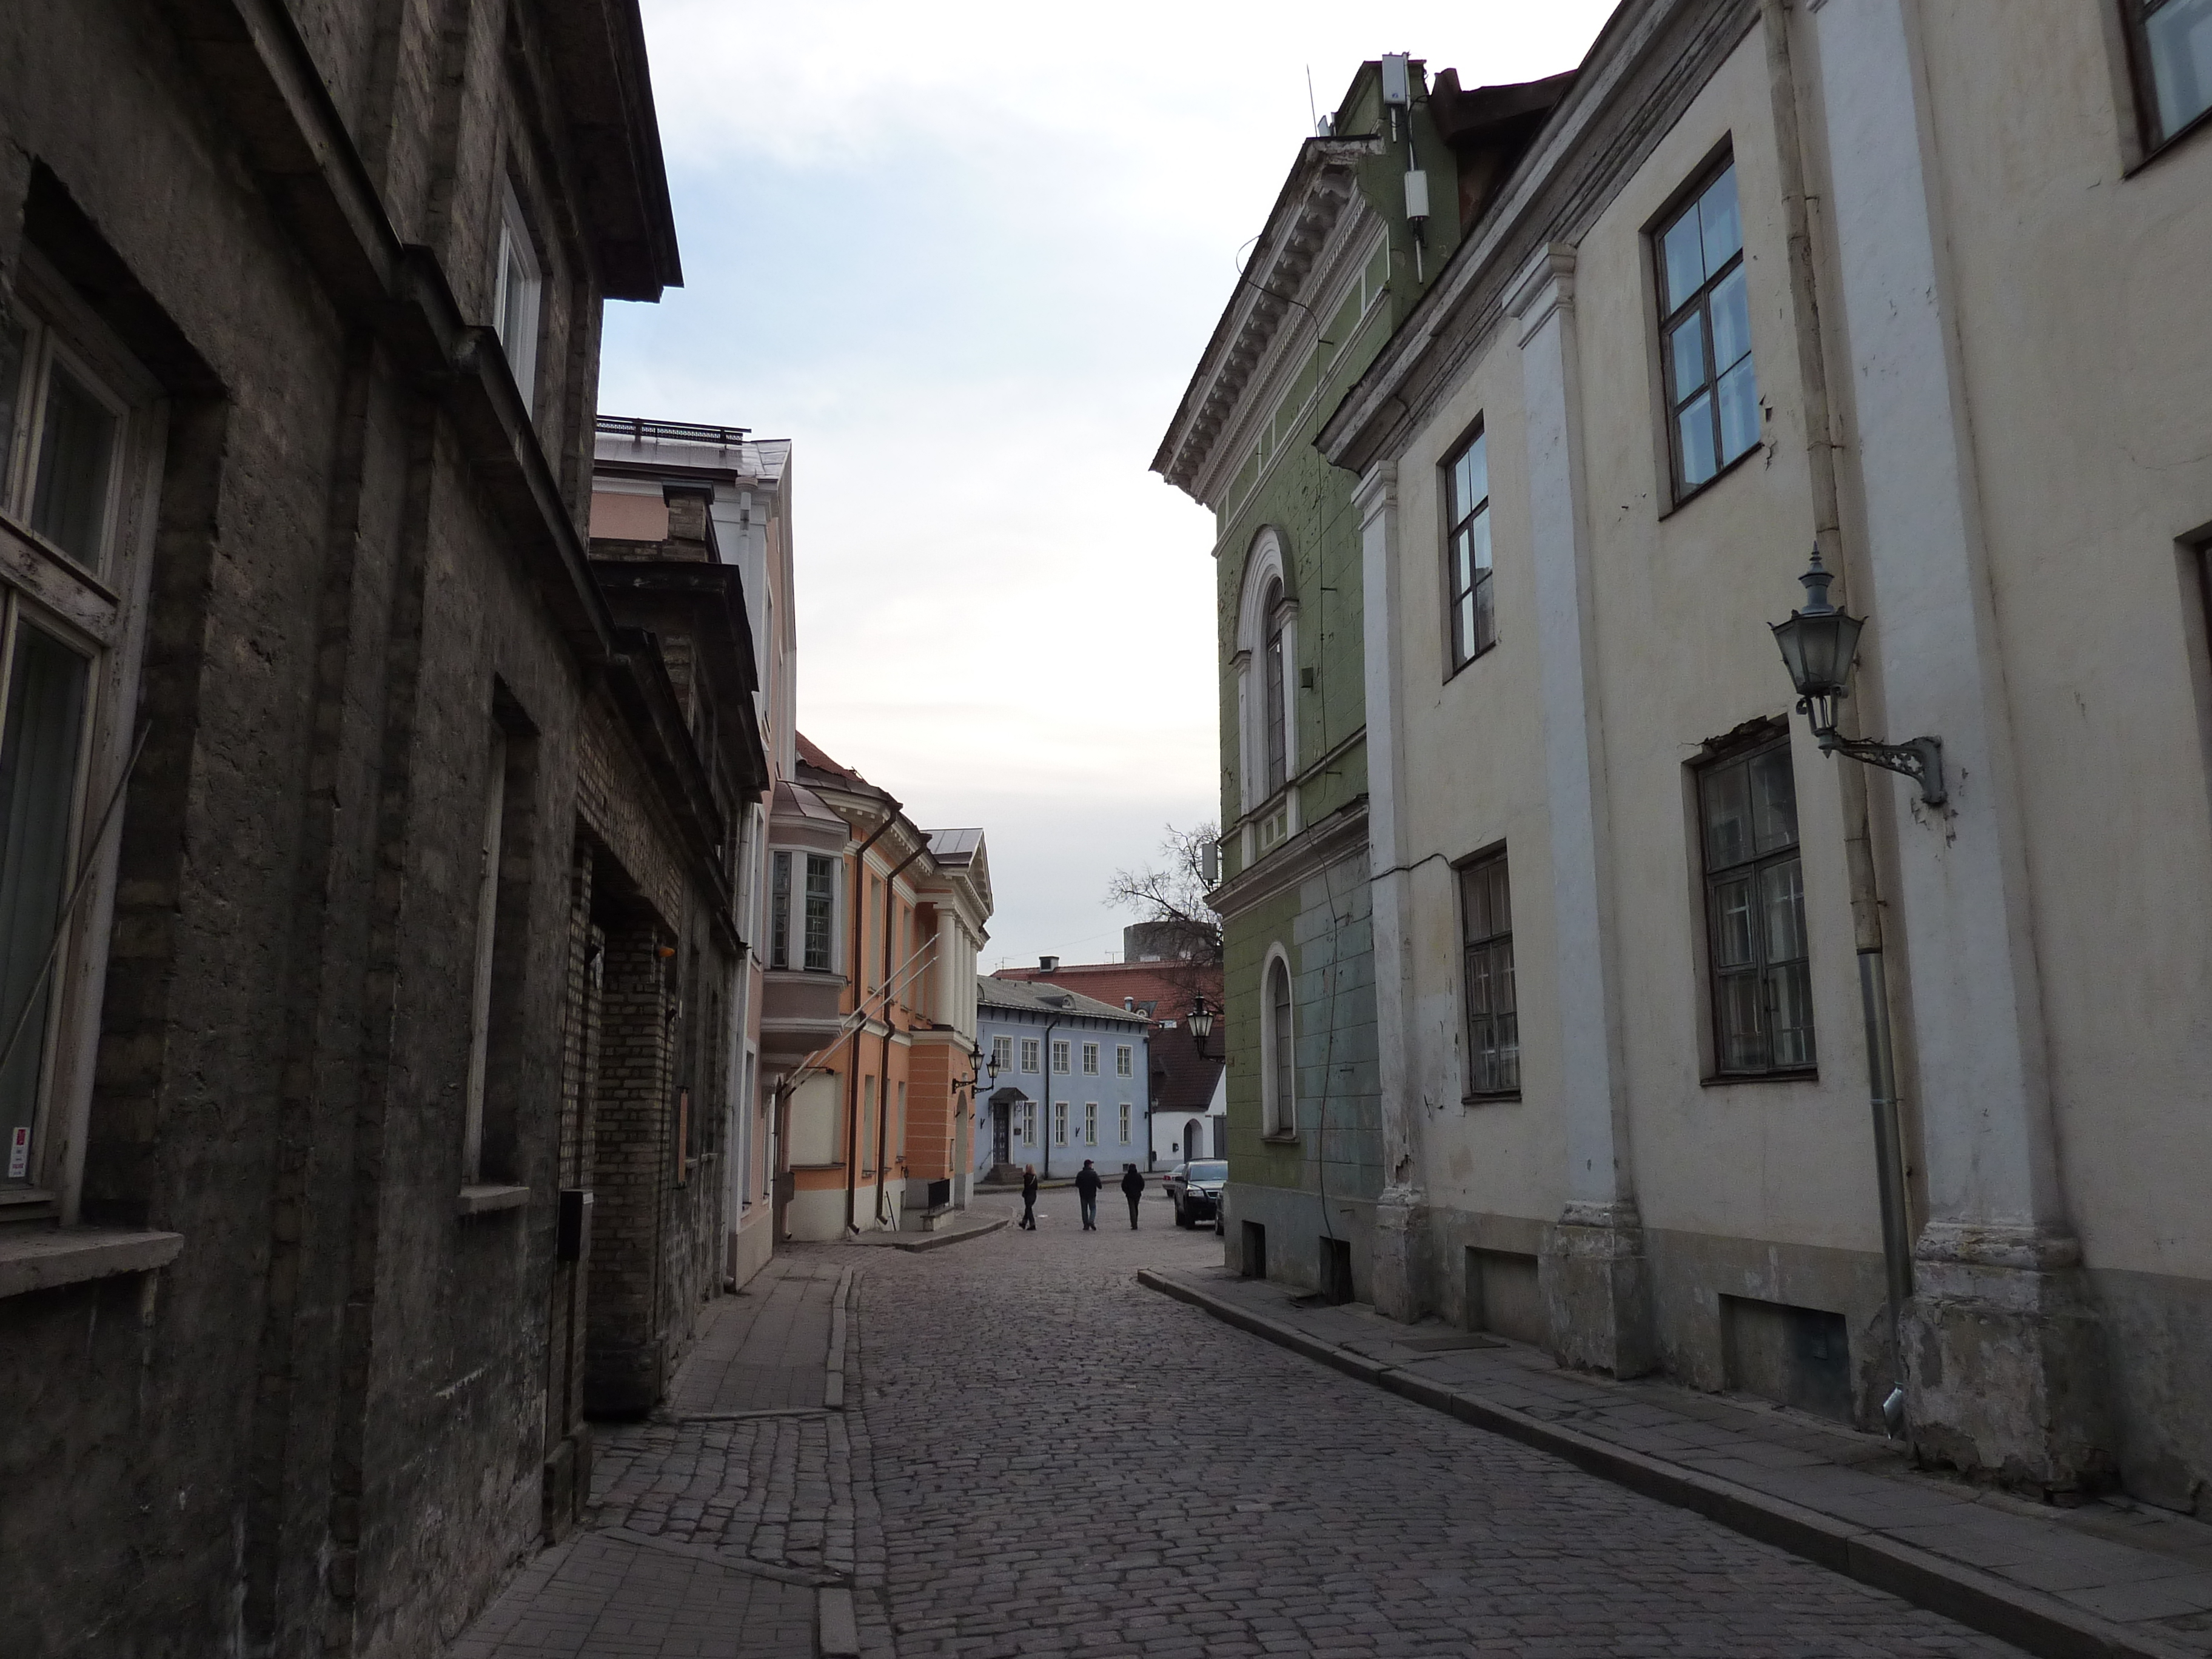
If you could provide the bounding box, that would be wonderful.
[1305,65,1329,137]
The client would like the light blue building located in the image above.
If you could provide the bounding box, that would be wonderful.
[973,979,1150,1184]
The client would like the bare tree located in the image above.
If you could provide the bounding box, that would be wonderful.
[1105,823,1222,967]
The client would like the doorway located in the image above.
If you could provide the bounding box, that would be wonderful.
[991,1099,1011,1167]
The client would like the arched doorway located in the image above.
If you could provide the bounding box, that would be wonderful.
[1184,1118,1202,1162]
[988,1085,1028,1178]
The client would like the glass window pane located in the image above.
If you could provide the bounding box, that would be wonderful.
[2147,0,2212,139]
[30,362,118,569]
[1709,267,1752,373]
[1717,973,1765,1072]
[1701,759,1752,868]
[1717,358,1760,465]
[1748,745,1800,852]
[1768,959,1817,1068]
[0,622,92,1178]
[1761,857,1808,964]
[1449,526,1472,602]
[1467,503,1492,578]
[1460,432,1488,514]
[1677,393,1718,488]
[1455,587,1476,666]
[1471,571,1496,657]
[1667,313,1708,402]
[1712,876,1757,970]
[1661,209,1706,312]
[1699,164,1743,271]
[0,306,25,509]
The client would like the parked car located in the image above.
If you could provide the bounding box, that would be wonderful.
[1164,1159,1227,1228]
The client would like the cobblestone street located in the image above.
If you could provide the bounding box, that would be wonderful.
[853,1191,2023,1659]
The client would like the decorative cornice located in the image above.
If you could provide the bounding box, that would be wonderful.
[1352,459,1399,525]
[1506,243,1578,341]
[1209,796,1371,919]
[1152,136,1383,496]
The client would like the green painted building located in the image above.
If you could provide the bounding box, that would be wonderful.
[1152,57,1570,1300]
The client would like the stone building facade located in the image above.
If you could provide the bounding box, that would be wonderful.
[1309,0,2212,1512]
[0,2,780,1654]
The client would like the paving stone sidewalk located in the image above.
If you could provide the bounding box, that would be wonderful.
[451,1252,879,1659]
[1145,1263,2212,1659]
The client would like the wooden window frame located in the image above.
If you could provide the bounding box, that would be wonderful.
[1695,732,1818,1081]
[1653,154,1760,504]
[1081,1041,1099,1075]
[1442,426,1496,672]
[1262,577,1287,797]
[2120,0,2212,161]
[1456,848,1520,1101]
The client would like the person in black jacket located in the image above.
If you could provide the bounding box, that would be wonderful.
[1074,1159,1102,1230]
[1019,1165,1038,1230]
[1120,1163,1145,1229]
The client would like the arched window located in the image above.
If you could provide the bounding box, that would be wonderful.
[1262,577,1287,797]
[1262,951,1295,1136]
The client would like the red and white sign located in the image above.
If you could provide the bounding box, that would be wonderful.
[7,1125,28,1181]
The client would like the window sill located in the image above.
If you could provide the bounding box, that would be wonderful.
[457,1184,531,1216]
[1261,1131,1300,1145]
[1700,1070,1818,1088]
[1658,441,1764,520]
[0,1225,183,1299]
[1462,1092,1522,1107]
[2124,101,2212,177]
[1442,638,1500,686]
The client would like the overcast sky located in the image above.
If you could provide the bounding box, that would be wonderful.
[597,1,1617,971]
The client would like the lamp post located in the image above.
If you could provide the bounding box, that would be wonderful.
[1771,551,1944,806]
[1187,994,1220,1062]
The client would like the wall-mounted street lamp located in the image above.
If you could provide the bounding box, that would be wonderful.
[1187,995,1220,1062]
[1771,551,1945,807]
[953,1046,1000,1094]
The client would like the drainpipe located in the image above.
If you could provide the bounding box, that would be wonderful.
[842,811,897,1235]
[1761,0,1914,1426]
[873,839,930,1225]
[1039,1011,1061,1182]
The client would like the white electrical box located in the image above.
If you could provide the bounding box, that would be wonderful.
[1379,54,1411,107]
[1404,169,1430,223]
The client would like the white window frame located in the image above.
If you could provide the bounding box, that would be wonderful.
[1022,1101,1036,1146]
[1118,1102,1130,1143]
[1084,1103,1098,1146]
[991,1034,1013,1074]
[1051,1039,1070,1075]
[1020,1036,1039,1073]
[492,179,543,411]
[0,251,163,1222]
[1116,1044,1133,1078]
[1053,1101,1067,1145]
[1260,943,1298,1139]
[1233,528,1299,860]
[1081,1041,1099,1075]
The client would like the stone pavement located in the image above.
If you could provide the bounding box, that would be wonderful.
[853,1188,2024,1658]
[452,1254,879,1659]
[1144,1262,2212,1659]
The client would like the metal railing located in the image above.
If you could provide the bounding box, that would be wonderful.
[595,414,751,448]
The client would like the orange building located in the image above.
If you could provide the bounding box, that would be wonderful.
[760,737,990,1238]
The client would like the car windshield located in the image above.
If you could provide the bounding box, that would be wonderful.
[1187,1161,1228,1182]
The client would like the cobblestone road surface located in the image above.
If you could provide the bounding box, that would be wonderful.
[851,1190,2025,1658]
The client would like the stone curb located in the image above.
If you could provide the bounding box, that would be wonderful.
[595,1524,840,1589]
[871,1215,1011,1253]
[1136,1269,2192,1659]
[823,1267,852,1410]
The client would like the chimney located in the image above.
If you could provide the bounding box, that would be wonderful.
[1124,997,1134,1011]
[1039,955,1059,971]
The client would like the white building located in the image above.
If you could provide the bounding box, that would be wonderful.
[1300,0,2212,1509]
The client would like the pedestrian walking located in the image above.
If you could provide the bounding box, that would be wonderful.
[1020,1165,1038,1230]
[1121,1162,1145,1229]
[1074,1159,1102,1230]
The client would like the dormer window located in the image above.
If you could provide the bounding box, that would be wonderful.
[493,181,542,409]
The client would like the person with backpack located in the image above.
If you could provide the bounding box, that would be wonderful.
[1120,1163,1145,1229]
[1074,1159,1102,1230]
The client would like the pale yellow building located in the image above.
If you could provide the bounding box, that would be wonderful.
[1321,0,2212,1509]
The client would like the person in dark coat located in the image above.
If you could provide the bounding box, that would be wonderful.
[1074,1159,1102,1230]
[1019,1165,1038,1230]
[1120,1163,1145,1229]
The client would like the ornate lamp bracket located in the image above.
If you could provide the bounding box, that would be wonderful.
[1802,705,1946,807]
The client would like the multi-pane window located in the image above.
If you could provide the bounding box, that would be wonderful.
[0,264,150,1199]
[1263,955,1295,1136]
[1444,429,1495,668]
[1458,851,1518,1097]
[1081,1041,1099,1075]
[1262,578,1287,797]
[1020,1037,1039,1073]
[1053,1101,1068,1145]
[802,855,834,971]
[1657,160,1757,497]
[991,1034,1013,1074]
[1119,1103,1131,1142]
[1084,1103,1098,1146]
[1051,1039,1070,1074]
[2127,0,2212,150]
[1699,737,1815,1076]
[1021,1102,1036,1146]
[1116,1044,1132,1077]
[769,851,837,971]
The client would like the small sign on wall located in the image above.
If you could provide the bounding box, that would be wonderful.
[8,1125,29,1180]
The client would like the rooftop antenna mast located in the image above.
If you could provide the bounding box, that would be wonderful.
[1305,65,1328,136]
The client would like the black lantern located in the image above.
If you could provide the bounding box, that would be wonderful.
[1771,550,1945,806]
[1187,995,1219,1061]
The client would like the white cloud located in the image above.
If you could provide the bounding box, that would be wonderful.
[605,0,1614,964]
